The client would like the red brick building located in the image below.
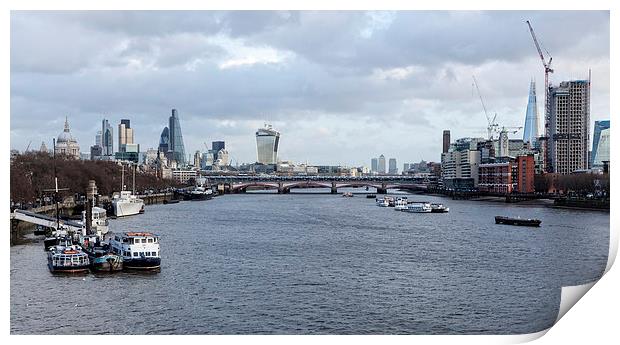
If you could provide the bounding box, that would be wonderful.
[515,155,535,193]
[478,162,513,194]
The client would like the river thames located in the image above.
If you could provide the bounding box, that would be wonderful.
[10,190,609,334]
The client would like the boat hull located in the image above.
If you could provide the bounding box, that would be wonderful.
[123,257,161,270]
[48,262,90,273]
[90,255,124,272]
[495,216,541,227]
[182,193,211,201]
[113,200,144,217]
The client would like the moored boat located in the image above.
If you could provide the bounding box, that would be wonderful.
[182,186,213,201]
[112,191,145,217]
[394,197,409,211]
[366,194,376,199]
[376,198,390,207]
[495,216,541,227]
[47,244,90,273]
[109,232,161,270]
[430,203,450,213]
[403,202,432,213]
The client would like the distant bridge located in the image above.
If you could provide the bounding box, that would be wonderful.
[202,175,435,194]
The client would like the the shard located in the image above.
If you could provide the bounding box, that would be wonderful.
[522,80,540,146]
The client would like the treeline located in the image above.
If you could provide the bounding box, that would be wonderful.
[534,172,610,197]
[10,152,182,203]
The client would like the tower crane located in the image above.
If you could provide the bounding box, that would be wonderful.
[526,20,553,130]
[472,75,499,140]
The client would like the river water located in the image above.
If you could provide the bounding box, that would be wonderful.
[10,190,609,334]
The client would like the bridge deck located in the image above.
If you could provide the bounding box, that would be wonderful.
[11,209,83,231]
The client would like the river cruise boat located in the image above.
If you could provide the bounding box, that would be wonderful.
[404,202,432,213]
[47,244,90,273]
[495,216,541,227]
[430,203,450,213]
[394,197,409,211]
[112,191,145,217]
[109,232,161,270]
[376,198,390,207]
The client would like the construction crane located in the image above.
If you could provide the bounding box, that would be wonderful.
[496,126,523,135]
[25,141,32,152]
[472,75,499,140]
[526,20,553,127]
[203,142,210,151]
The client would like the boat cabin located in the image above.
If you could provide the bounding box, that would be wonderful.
[110,232,160,260]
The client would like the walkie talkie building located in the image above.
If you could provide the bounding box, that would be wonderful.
[256,124,280,164]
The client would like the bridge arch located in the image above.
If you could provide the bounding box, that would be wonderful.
[231,182,279,193]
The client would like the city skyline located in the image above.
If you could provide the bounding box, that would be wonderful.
[10,11,609,166]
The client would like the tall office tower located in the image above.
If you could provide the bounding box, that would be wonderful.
[443,130,451,154]
[403,163,410,172]
[256,124,280,164]
[548,79,590,174]
[522,80,540,146]
[118,119,134,152]
[378,155,386,174]
[168,109,186,166]
[212,141,225,161]
[95,131,102,146]
[591,120,610,168]
[388,158,397,175]
[371,158,378,173]
[194,150,202,168]
[158,127,170,153]
[101,119,114,156]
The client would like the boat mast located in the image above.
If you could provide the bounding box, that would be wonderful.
[132,162,136,194]
[53,138,59,230]
[121,163,125,191]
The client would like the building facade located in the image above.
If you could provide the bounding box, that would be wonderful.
[256,124,280,164]
[371,158,378,173]
[388,158,397,175]
[101,119,114,156]
[443,130,451,154]
[441,149,481,188]
[591,120,610,168]
[548,80,590,174]
[515,155,535,193]
[478,162,513,194]
[377,155,386,174]
[212,141,225,161]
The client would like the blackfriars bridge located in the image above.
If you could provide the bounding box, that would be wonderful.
[202,175,435,194]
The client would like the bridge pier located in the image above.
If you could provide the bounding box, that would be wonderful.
[377,183,388,194]
[331,182,337,194]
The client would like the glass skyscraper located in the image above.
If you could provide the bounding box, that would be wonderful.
[256,124,280,164]
[591,120,610,168]
[158,127,170,153]
[522,80,539,146]
[168,109,186,166]
[101,119,114,156]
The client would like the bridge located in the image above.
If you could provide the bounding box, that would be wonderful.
[10,209,84,232]
[202,175,435,194]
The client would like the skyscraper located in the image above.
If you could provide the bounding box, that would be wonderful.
[378,155,386,174]
[158,127,170,153]
[591,120,610,168]
[388,158,397,175]
[256,124,280,164]
[548,79,590,174]
[522,80,540,146]
[101,119,113,156]
[212,141,225,161]
[443,130,451,154]
[168,109,186,166]
[118,119,134,151]
[371,158,378,173]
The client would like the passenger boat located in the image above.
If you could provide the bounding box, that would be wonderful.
[430,203,450,213]
[404,202,432,213]
[394,197,409,211]
[342,192,354,197]
[495,216,541,227]
[47,244,90,273]
[182,186,213,201]
[43,228,72,251]
[109,232,161,270]
[376,198,390,207]
[112,191,145,217]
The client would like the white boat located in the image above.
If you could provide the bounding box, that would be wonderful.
[376,198,390,207]
[80,206,110,234]
[109,232,161,270]
[47,243,90,273]
[394,197,409,211]
[112,191,145,217]
[404,202,432,213]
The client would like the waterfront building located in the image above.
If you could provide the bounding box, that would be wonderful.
[55,117,81,159]
[478,162,513,194]
[168,109,187,166]
[371,158,378,173]
[101,119,114,156]
[441,149,481,188]
[523,80,540,146]
[548,79,590,174]
[515,155,535,193]
[443,130,451,154]
[172,169,197,184]
[388,158,397,175]
[256,124,280,164]
[591,120,610,168]
[378,155,386,174]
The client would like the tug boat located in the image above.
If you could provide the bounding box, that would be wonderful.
[109,232,161,270]
[403,202,432,213]
[47,244,90,273]
[495,216,541,227]
[430,203,450,213]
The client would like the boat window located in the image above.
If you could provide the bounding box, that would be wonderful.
[152,252,156,256]
[147,238,153,243]
[133,252,138,257]
[154,238,158,243]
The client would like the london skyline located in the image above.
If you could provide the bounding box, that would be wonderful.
[10,11,610,166]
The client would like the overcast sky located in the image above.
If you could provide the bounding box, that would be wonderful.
[10,11,609,167]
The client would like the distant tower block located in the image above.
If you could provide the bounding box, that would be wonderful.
[522,80,540,146]
[443,130,451,153]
